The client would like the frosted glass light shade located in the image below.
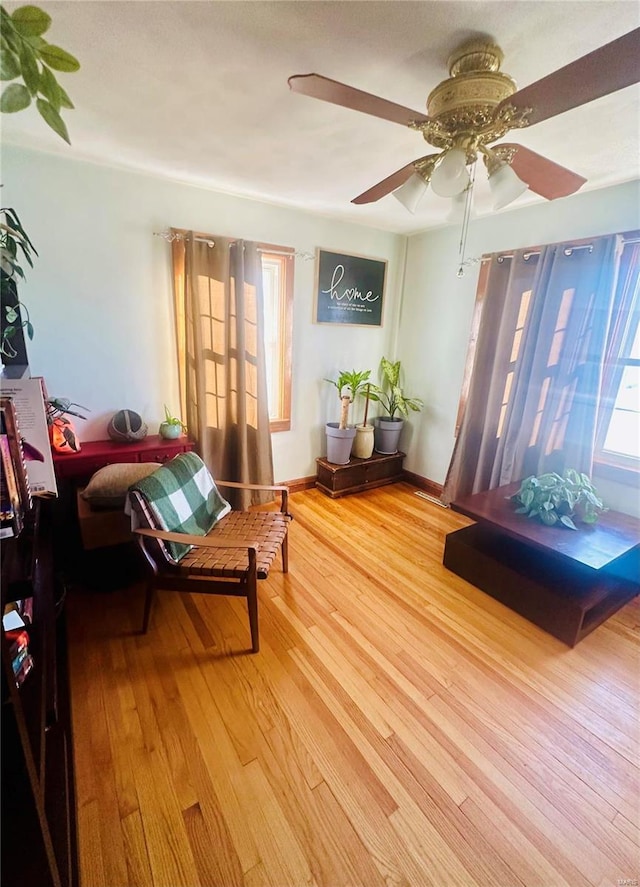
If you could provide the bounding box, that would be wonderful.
[489,163,529,209]
[431,148,470,197]
[392,173,428,213]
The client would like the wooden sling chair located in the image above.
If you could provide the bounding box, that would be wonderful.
[127,452,291,653]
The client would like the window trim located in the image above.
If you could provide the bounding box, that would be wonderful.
[259,243,294,433]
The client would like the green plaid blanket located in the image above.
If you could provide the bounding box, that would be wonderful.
[129,452,230,563]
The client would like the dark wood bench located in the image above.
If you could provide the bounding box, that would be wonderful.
[443,483,640,646]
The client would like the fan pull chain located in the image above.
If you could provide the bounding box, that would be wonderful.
[456,162,477,278]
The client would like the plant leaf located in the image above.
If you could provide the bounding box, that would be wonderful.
[11,5,52,37]
[26,35,46,50]
[0,48,20,81]
[2,207,37,251]
[5,306,18,322]
[25,321,34,339]
[560,515,577,530]
[1,26,20,56]
[38,63,60,110]
[36,96,70,143]
[39,44,80,73]
[18,41,40,94]
[57,81,73,109]
[0,82,31,112]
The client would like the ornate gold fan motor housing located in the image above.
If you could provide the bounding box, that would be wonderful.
[413,39,530,154]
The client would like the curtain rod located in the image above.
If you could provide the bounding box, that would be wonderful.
[496,243,596,263]
[153,230,314,260]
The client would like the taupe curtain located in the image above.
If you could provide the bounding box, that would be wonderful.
[172,231,274,508]
[443,235,619,504]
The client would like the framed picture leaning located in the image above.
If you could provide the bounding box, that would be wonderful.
[314,248,386,327]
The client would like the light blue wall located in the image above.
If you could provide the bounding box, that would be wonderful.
[2,145,405,482]
[3,143,638,513]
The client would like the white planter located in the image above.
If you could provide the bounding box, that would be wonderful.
[352,424,374,459]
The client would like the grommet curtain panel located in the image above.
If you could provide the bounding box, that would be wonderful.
[442,235,620,504]
[171,231,274,509]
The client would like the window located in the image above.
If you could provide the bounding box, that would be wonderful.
[260,244,294,432]
[595,237,640,477]
[602,325,639,459]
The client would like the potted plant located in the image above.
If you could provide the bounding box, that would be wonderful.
[510,469,607,529]
[159,404,187,440]
[369,357,423,454]
[352,383,375,459]
[46,396,88,453]
[323,369,371,464]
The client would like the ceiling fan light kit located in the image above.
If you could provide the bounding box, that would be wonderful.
[392,173,429,213]
[430,148,471,198]
[288,26,640,221]
[488,162,529,211]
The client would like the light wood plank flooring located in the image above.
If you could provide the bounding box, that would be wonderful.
[68,482,640,887]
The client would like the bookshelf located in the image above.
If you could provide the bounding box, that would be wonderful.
[1,493,78,883]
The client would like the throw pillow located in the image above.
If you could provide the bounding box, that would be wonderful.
[81,462,159,509]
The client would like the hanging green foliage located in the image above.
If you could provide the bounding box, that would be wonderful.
[1,205,38,358]
[0,3,80,144]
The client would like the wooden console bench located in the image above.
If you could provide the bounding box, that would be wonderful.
[316,451,405,498]
[444,483,639,646]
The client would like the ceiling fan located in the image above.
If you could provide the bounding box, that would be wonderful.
[288,28,640,213]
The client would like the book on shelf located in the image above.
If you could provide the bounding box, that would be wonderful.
[11,645,29,674]
[13,653,34,687]
[0,426,24,538]
[0,378,56,497]
[5,627,29,658]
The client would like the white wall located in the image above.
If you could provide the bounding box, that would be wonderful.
[398,179,640,515]
[2,145,405,482]
[4,146,638,513]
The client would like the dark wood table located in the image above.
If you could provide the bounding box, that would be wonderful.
[443,483,640,646]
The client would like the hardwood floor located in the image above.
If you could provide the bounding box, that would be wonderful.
[67,482,640,887]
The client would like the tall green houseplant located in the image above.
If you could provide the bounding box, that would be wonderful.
[369,357,423,455]
[1,3,80,362]
[323,368,371,464]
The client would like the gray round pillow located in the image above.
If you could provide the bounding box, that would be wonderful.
[108,409,148,442]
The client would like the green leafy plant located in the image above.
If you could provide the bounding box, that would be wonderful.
[368,357,424,420]
[510,470,607,530]
[1,5,81,361]
[0,3,80,144]
[162,405,187,433]
[1,205,37,357]
[324,369,372,429]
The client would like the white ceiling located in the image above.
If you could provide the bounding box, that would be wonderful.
[3,1,639,235]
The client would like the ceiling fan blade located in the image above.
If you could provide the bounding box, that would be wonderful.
[496,143,587,200]
[497,28,640,127]
[351,163,416,205]
[288,73,430,127]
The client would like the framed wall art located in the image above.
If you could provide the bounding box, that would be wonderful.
[314,248,386,327]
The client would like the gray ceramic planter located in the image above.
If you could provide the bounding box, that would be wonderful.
[325,423,357,464]
[373,416,403,454]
